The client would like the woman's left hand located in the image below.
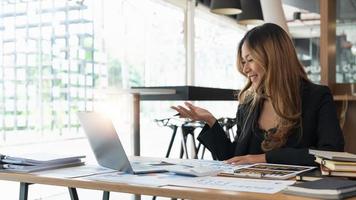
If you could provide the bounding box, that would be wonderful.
[224,154,266,165]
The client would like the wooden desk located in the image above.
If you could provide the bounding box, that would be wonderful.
[0,170,313,200]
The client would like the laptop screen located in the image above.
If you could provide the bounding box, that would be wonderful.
[77,112,133,173]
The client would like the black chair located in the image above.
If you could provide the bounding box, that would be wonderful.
[154,118,205,159]
[154,118,179,158]
[217,117,237,141]
[179,121,204,159]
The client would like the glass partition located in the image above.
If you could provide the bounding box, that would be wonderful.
[285,0,321,84]
[293,37,320,83]
[336,0,356,83]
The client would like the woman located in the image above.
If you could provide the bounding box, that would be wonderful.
[171,23,344,166]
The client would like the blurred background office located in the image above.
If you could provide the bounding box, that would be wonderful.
[1,0,356,160]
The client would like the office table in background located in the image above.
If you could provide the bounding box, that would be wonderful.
[129,86,239,156]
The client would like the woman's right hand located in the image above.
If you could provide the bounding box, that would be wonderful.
[171,102,216,127]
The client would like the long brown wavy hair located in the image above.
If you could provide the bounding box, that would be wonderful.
[237,23,310,151]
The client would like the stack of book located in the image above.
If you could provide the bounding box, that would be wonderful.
[309,149,356,177]
[0,153,85,173]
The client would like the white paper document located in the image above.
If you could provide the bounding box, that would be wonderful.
[86,172,187,187]
[34,165,116,178]
[169,176,295,194]
[86,171,294,194]
[161,158,244,173]
[130,157,243,177]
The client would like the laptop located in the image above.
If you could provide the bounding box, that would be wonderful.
[77,112,166,174]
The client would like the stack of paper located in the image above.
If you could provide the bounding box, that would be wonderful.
[0,153,85,173]
[309,149,356,178]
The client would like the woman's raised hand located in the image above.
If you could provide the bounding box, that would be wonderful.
[171,102,216,127]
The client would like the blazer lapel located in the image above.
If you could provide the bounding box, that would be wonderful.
[234,101,260,156]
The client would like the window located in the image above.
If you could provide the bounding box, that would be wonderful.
[195,6,246,89]
[293,37,321,83]
[335,0,356,84]
[0,0,106,142]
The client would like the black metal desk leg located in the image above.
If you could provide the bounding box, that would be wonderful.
[68,187,79,200]
[103,191,110,200]
[19,182,30,200]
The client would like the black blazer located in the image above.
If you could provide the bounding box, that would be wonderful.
[197,81,345,166]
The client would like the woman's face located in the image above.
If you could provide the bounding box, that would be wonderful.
[241,42,265,90]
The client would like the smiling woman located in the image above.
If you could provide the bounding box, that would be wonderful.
[172,23,345,166]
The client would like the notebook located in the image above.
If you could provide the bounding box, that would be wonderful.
[78,112,166,174]
[283,178,356,199]
[315,156,356,171]
[309,149,356,162]
[295,169,322,182]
